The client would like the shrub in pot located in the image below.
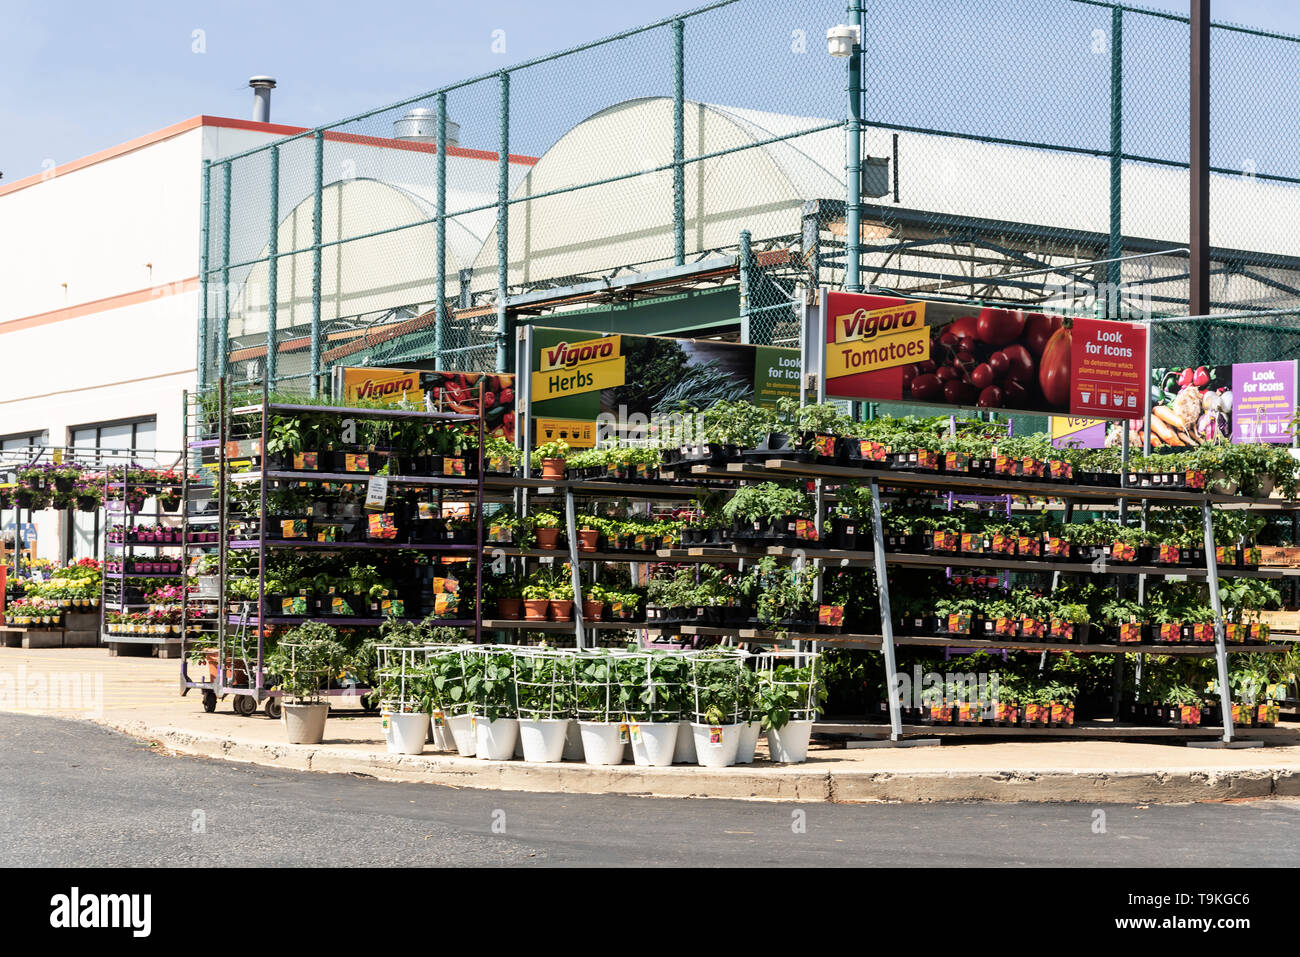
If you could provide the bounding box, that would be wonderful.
[265,624,346,745]
[733,664,764,764]
[514,649,575,763]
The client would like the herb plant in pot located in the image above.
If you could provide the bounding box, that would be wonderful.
[531,510,563,550]
[687,649,746,767]
[514,648,574,762]
[573,650,625,765]
[530,441,569,481]
[265,624,346,745]
[466,646,519,760]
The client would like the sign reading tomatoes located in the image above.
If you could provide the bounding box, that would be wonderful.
[821,291,1148,420]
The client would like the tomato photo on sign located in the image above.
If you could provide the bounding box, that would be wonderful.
[1039,325,1072,408]
[976,307,1025,347]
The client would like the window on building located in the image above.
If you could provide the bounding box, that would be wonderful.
[1,431,48,564]
[66,417,159,560]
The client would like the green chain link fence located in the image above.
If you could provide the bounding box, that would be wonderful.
[201,0,1300,395]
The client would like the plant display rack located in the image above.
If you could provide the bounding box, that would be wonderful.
[100,458,186,658]
[645,455,1294,745]
[208,380,486,717]
[180,388,223,711]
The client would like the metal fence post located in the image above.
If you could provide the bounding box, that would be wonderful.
[845,0,864,293]
[218,162,231,382]
[738,229,753,344]
[198,160,210,393]
[673,18,686,267]
[1108,5,1123,312]
[497,71,510,373]
[311,131,323,396]
[266,145,279,389]
[436,92,448,370]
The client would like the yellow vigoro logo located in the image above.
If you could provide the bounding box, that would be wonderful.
[533,335,625,398]
[344,368,422,405]
[827,303,929,378]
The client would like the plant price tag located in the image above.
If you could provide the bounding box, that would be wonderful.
[365,475,388,510]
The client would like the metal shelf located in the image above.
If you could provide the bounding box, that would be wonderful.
[229,470,478,487]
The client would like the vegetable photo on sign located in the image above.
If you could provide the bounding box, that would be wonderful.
[822,292,1145,419]
[1143,365,1232,447]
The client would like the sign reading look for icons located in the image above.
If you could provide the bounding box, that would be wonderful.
[821,291,1149,420]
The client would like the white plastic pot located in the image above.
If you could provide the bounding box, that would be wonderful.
[673,718,697,764]
[383,711,430,755]
[630,721,678,767]
[475,716,520,761]
[518,718,569,763]
[735,720,762,764]
[282,702,328,745]
[562,719,585,761]
[578,721,625,765]
[766,719,814,763]
[447,713,477,757]
[427,713,457,752]
[691,722,742,768]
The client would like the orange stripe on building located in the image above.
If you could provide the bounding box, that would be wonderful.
[0,116,539,200]
[0,278,200,335]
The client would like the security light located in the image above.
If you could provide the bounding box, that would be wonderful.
[827,24,860,58]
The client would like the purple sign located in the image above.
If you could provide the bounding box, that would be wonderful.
[1232,360,1297,444]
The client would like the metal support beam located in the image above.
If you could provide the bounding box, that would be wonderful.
[311,132,323,396]
[564,487,586,649]
[435,93,448,370]
[1190,0,1211,317]
[672,18,686,267]
[868,478,903,741]
[1201,502,1235,743]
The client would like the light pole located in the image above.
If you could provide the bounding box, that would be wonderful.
[828,1,864,293]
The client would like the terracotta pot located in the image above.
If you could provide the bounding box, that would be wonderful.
[497,598,523,620]
[578,528,600,552]
[582,599,604,622]
[524,599,549,621]
[549,599,574,621]
[536,528,561,550]
[540,458,565,481]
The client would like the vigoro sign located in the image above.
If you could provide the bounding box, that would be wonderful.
[834,306,922,344]
[355,375,417,400]
[539,336,620,372]
[341,367,423,406]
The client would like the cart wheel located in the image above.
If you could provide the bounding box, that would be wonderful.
[201,690,217,713]
[233,694,258,717]
[264,698,282,720]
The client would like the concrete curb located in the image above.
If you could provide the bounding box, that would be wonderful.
[108,719,1300,804]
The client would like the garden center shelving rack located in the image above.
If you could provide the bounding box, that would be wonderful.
[478,472,735,647]
[99,457,186,652]
[210,379,486,716]
[644,456,1297,745]
[180,389,222,711]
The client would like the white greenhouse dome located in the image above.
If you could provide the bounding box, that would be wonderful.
[231,177,496,338]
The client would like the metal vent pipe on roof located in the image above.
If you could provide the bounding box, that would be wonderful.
[394,108,460,147]
[249,76,276,123]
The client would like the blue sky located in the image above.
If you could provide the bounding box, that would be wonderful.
[2,0,1298,181]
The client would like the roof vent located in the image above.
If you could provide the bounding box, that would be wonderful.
[394,108,460,147]
[249,76,276,123]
